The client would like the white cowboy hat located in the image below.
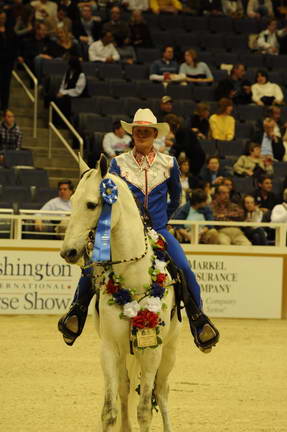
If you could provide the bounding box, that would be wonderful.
[121,108,170,139]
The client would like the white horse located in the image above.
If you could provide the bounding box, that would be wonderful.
[61,155,180,432]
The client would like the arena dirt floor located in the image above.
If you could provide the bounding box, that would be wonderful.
[1,315,287,432]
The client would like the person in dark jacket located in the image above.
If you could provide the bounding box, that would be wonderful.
[18,22,50,72]
[72,4,101,44]
[215,63,252,105]
[252,117,285,161]
[129,10,152,48]
[253,175,279,215]
[200,0,223,14]
[200,156,227,186]
[190,102,210,139]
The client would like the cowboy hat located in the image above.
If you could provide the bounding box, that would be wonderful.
[121,108,170,139]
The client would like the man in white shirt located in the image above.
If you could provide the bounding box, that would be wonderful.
[88,31,120,63]
[103,120,131,158]
[35,180,73,232]
[257,19,287,55]
[271,188,287,223]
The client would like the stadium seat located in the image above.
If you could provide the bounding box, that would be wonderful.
[124,97,154,118]
[214,52,240,67]
[97,96,126,116]
[0,168,17,185]
[199,140,217,157]
[136,48,161,64]
[1,186,32,203]
[78,113,113,134]
[124,64,148,81]
[273,162,287,178]
[239,54,265,69]
[212,70,228,81]
[233,18,261,34]
[158,14,182,31]
[208,16,233,34]
[224,34,248,52]
[71,97,99,116]
[216,140,245,158]
[175,100,196,118]
[174,33,201,50]
[96,63,124,80]
[87,79,111,97]
[265,55,287,71]
[17,169,50,188]
[272,177,285,196]
[110,80,139,99]
[166,83,193,100]
[232,176,254,194]
[193,85,216,102]
[201,34,224,52]
[4,150,34,168]
[182,16,208,33]
[236,105,265,122]
[137,82,165,100]
[42,60,67,77]
[82,62,99,77]
[235,122,254,139]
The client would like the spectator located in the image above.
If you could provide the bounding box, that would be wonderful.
[221,177,241,204]
[45,5,72,37]
[0,11,18,112]
[127,0,149,10]
[200,156,227,186]
[157,96,175,122]
[102,120,131,158]
[242,194,268,245]
[117,38,136,64]
[247,0,274,17]
[155,131,175,154]
[150,0,183,14]
[179,49,214,84]
[222,0,244,17]
[31,0,58,22]
[209,98,235,141]
[59,0,80,22]
[54,56,87,123]
[35,180,73,232]
[257,18,287,55]
[18,22,49,73]
[103,6,131,48]
[210,184,251,245]
[72,5,101,46]
[253,175,278,214]
[129,10,152,48]
[181,0,200,14]
[264,105,286,138]
[233,141,273,177]
[200,0,223,15]
[178,158,202,205]
[14,5,34,38]
[252,117,285,161]
[190,102,210,139]
[215,64,252,105]
[252,70,284,106]
[0,110,22,151]
[149,45,185,83]
[271,188,287,222]
[89,30,120,62]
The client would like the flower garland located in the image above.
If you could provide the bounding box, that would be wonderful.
[105,229,169,350]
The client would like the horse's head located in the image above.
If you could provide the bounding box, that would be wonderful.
[60,154,119,264]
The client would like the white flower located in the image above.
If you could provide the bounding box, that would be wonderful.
[148,229,159,242]
[141,297,162,313]
[123,301,140,318]
[154,259,167,273]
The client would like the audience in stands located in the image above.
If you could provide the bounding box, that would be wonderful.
[222,0,244,17]
[156,95,174,122]
[200,0,223,15]
[103,6,131,48]
[179,49,214,84]
[0,110,22,151]
[242,194,268,245]
[209,98,235,141]
[200,156,227,186]
[154,126,175,154]
[252,117,285,161]
[150,0,183,14]
[18,22,50,73]
[271,188,287,223]
[247,0,274,17]
[31,0,57,22]
[117,37,136,64]
[89,30,120,62]
[215,64,252,104]
[126,0,149,11]
[251,70,284,106]
[190,102,210,139]
[60,0,80,23]
[129,10,153,48]
[45,5,72,37]
[178,158,202,205]
[14,5,34,38]
[233,141,274,177]
[149,45,184,83]
[257,18,287,55]
[253,175,278,215]
[102,119,131,158]
[72,5,101,46]
[221,177,242,204]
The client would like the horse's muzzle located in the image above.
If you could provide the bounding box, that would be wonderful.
[60,248,79,263]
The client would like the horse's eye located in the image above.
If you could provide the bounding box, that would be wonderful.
[87,202,97,210]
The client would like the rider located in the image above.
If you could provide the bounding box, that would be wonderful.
[58,109,219,352]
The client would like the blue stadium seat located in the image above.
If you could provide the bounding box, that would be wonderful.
[201,34,224,52]
[82,62,99,77]
[97,96,126,116]
[110,80,139,99]
[137,82,165,100]
[96,63,124,80]
[78,113,113,134]
[208,16,233,34]
[265,55,287,71]
[4,150,33,168]
[235,121,254,139]
[174,33,201,50]
[71,97,99,116]
[232,176,254,194]
[236,105,265,122]
[182,16,208,32]
[42,60,67,77]
[124,64,148,81]
[239,54,265,69]
[212,70,228,81]
[273,162,287,178]
[0,168,16,185]
[87,79,111,97]
[175,100,196,118]
[214,52,240,67]
[233,18,261,34]
[1,186,32,203]
[158,14,182,30]
[200,140,217,156]
[17,168,49,188]
[216,140,245,158]
[136,48,161,64]
[124,97,155,118]
[193,85,216,102]
[224,34,249,52]
[166,84,193,100]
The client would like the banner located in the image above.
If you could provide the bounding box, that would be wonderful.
[187,254,283,319]
[0,250,81,314]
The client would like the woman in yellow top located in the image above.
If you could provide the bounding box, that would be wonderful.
[209,98,235,141]
[150,0,182,14]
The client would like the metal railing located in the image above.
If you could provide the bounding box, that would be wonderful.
[48,102,84,162]
[12,62,38,138]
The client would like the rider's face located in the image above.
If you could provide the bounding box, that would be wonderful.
[132,127,158,149]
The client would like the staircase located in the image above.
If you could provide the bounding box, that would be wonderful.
[9,72,79,188]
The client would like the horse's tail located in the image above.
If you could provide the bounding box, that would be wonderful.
[126,354,141,426]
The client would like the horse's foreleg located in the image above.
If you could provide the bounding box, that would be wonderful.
[101,344,120,431]
[118,362,132,432]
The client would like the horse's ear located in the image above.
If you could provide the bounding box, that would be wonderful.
[98,154,108,178]
[78,153,90,177]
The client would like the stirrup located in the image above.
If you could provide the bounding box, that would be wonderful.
[58,303,88,346]
[189,314,220,353]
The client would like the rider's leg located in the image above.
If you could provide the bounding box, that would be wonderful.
[158,228,219,351]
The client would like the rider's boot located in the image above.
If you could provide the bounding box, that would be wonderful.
[58,269,94,346]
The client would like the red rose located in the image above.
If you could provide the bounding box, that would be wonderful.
[132,309,159,329]
[156,237,166,249]
[156,273,167,285]
[106,279,119,294]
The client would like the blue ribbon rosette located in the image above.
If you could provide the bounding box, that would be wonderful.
[92,178,118,262]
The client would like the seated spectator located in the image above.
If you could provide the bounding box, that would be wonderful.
[127,0,149,10]
[247,0,274,17]
[14,5,34,38]
[253,175,278,215]
[222,0,244,17]
[149,45,185,83]
[60,0,81,22]
[154,130,175,154]
[156,96,175,122]
[221,177,242,204]
[179,49,213,84]
[190,102,210,139]
[252,117,285,161]
[72,5,101,46]
[150,0,183,14]
[233,142,273,177]
[18,22,50,73]
[264,105,286,138]
[242,194,268,245]
[210,184,251,245]
[54,56,87,123]
[102,120,131,158]
[209,98,235,141]
[129,10,152,48]
[252,70,284,106]
[215,64,252,105]
[89,30,120,62]
[31,0,57,22]
[103,6,131,48]
[271,188,287,222]
[200,0,223,15]
[117,39,136,64]
[257,18,287,55]
[178,158,202,205]
[35,180,73,232]
[0,110,22,152]
[45,5,72,37]
[200,156,227,187]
